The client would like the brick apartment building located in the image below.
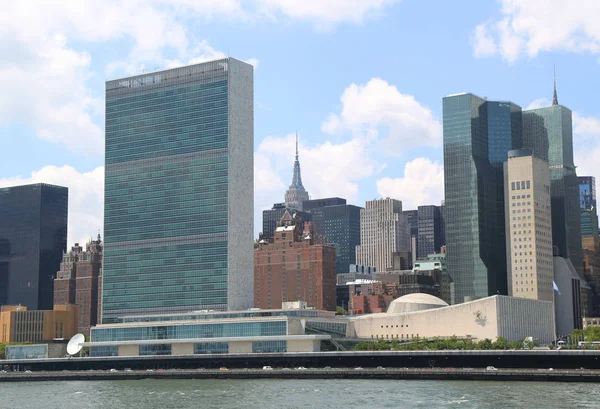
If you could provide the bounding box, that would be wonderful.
[254,211,336,311]
[53,235,103,336]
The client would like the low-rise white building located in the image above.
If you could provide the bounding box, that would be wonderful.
[346,293,555,344]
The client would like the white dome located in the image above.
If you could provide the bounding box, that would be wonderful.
[386,293,448,314]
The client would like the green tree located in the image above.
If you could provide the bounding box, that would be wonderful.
[477,338,493,350]
[336,306,348,316]
[492,337,509,350]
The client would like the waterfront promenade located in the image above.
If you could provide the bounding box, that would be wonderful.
[2,367,600,383]
[3,350,600,375]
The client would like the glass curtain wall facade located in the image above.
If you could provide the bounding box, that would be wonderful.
[302,198,347,240]
[91,320,287,342]
[443,94,522,303]
[523,106,583,274]
[417,205,444,258]
[0,184,68,309]
[579,176,599,238]
[323,204,362,273]
[102,58,253,323]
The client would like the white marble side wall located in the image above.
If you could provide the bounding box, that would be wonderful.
[227,58,254,311]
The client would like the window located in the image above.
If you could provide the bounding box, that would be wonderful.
[140,344,171,356]
[511,182,516,191]
[526,181,531,189]
[252,341,286,353]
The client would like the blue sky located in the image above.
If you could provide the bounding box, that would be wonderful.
[1,0,600,245]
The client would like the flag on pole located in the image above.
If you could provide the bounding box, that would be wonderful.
[553,281,561,295]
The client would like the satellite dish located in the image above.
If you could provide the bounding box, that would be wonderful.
[67,333,85,356]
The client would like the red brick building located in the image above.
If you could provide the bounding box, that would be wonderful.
[254,211,336,311]
[53,235,103,336]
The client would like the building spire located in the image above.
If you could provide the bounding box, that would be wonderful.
[552,65,559,106]
[291,132,303,187]
[284,131,309,210]
[295,131,299,161]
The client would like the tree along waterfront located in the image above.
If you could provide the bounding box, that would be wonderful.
[354,336,539,351]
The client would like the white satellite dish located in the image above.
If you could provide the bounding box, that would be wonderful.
[67,333,85,356]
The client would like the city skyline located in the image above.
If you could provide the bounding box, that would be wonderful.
[1,2,600,247]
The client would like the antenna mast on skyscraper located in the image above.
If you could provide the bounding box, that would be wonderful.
[552,65,559,106]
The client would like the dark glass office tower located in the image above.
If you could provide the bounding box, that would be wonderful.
[523,101,583,274]
[0,184,68,309]
[417,205,444,258]
[302,197,346,239]
[443,94,522,303]
[102,58,253,323]
[579,176,599,238]
[402,210,418,261]
[323,204,362,273]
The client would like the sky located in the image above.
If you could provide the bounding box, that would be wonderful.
[1,0,600,246]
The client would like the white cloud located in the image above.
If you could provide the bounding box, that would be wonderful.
[525,98,552,110]
[472,22,498,57]
[0,32,104,154]
[257,0,398,28]
[4,0,395,153]
[376,157,444,210]
[574,112,600,142]
[574,111,600,182]
[473,0,600,62]
[0,166,104,247]
[164,41,260,70]
[322,78,442,154]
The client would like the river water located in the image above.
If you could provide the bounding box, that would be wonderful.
[2,379,599,408]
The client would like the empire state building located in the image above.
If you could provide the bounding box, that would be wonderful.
[284,134,310,210]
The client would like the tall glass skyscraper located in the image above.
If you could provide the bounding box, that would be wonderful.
[0,183,68,309]
[523,102,583,274]
[443,94,522,303]
[102,58,253,323]
[323,204,362,273]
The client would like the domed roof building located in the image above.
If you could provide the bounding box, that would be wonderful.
[386,293,448,314]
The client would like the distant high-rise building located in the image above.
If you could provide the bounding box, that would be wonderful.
[403,206,445,261]
[284,134,310,210]
[504,149,554,302]
[323,204,362,273]
[261,203,312,243]
[417,205,445,259]
[54,236,103,336]
[102,58,254,323]
[443,94,522,303]
[523,80,583,276]
[254,211,336,310]
[356,198,410,273]
[302,197,346,239]
[579,176,599,242]
[402,210,418,266]
[0,183,68,310]
[579,176,596,211]
[578,176,600,315]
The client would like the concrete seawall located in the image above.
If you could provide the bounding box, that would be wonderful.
[2,368,600,383]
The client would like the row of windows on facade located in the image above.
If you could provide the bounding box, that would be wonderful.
[511,180,531,191]
[90,341,287,357]
[374,334,419,340]
[92,322,287,341]
[107,96,229,123]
